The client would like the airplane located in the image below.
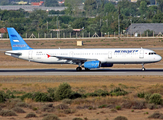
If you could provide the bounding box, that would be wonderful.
[5,28,162,71]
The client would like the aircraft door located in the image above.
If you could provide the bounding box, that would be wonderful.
[69,51,74,57]
[28,51,33,60]
[108,51,112,59]
[139,50,144,59]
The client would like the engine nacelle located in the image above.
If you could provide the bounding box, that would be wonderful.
[101,63,113,67]
[84,61,101,69]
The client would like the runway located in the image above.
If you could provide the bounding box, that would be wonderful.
[0,68,163,76]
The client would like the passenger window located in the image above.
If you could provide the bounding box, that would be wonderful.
[149,52,156,55]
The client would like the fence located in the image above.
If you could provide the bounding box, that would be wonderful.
[1,31,163,39]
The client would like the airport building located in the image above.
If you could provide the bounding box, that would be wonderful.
[31,1,44,6]
[0,5,66,12]
[127,23,163,36]
[0,28,7,38]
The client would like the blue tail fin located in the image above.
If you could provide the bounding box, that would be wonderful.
[7,28,32,50]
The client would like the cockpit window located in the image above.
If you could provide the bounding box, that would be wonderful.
[149,52,156,55]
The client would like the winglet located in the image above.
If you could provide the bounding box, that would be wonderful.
[7,28,32,50]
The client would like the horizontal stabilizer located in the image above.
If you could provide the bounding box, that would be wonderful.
[5,52,22,58]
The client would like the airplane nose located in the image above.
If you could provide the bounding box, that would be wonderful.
[157,55,162,61]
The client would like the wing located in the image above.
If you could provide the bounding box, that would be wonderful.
[47,54,97,64]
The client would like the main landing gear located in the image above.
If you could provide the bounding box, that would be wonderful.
[76,63,91,71]
[141,63,146,71]
[76,67,82,71]
[85,68,90,71]
[76,67,90,71]
[76,63,82,71]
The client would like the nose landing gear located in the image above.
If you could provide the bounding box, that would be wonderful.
[141,63,146,71]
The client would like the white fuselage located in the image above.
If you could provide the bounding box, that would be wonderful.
[5,48,162,65]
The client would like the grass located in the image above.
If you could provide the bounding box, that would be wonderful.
[0,77,162,120]
[42,115,60,120]
[0,110,17,116]
[0,76,162,94]
[1,38,163,49]
[25,112,37,118]
[116,105,121,110]
[0,76,162,106]
[148,112,163,119]
[12,107,26,113]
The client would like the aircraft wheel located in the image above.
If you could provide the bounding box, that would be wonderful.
[76,67,82,71]
[141,63,145,71]
[142,67,146,71]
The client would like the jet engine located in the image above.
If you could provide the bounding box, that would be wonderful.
[84,61,101,69]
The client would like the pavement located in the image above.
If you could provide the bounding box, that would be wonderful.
[0,68,163,76]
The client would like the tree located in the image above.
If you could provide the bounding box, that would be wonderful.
[44,0,58,7]
[104,2,116,14]
[152,11,163,23]
[97,0,105,14]
[118,0,138,17]
[86,23,101,36]
[0,10,25,21]
[0,0,9,5]
[64,0,83,16]
[144,29,154,36]
[146,6,157,19]
[101,25,110,33]
[29,9,48,20]
[84,0,97,16]
[85,17,102,36]
[140,1,148,15]
[157,0,163,12]
[65,5,73,15]
[28,9,49,32]
[55,83,72,100]
[58,16,75,24]
[71,18,88,29]
[137,0,150,6]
